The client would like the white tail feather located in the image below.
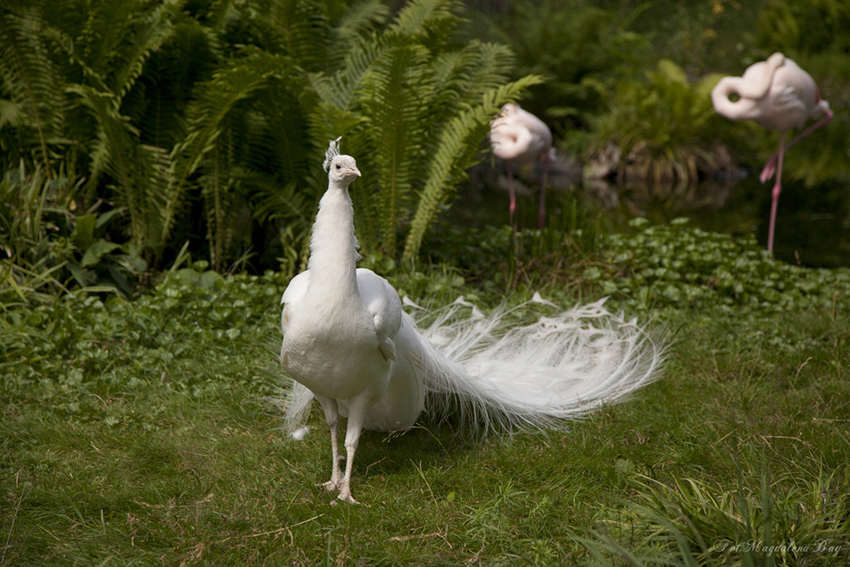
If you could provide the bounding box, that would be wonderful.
[281,296,664,436]
[283,380,316,435]
[409,297,664,434]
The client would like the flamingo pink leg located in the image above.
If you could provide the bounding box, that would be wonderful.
[538,161,548,229]
[507,164,517,225]
[760,109,833,183]
[767,131,787,252]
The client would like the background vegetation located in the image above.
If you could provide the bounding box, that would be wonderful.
[2,0,849,564]
[472,0,850,186]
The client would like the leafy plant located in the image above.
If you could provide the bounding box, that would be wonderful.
[1,0,538,274]
[0,165,71,308]
[65,209,149,298]
[576,467,850,566]
[756,0,850,56]
[473,0,648,138]
[0,0,64,175]
[0,163,152,305]
[307,0,542,263]
[595,217,850,314]
[584,60,740,187]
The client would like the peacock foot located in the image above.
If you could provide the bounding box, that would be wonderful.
[337,489,359,505]
[318,480,340,492]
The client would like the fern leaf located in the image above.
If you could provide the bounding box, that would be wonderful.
[388,0,462,42]
[161,48,293,249]
[67,83,170,249]
[326,0,390,67]
[0,5,64,173]
[402,74,544,263]
[309,35,384,111]
[108,2,176,102]
[232,0,331,71]
[360,43,432,252]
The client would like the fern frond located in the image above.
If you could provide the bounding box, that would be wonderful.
[0,97,25,131]
[309,35,384,111]
[248,80,312,182]
[326,0,390,67]
[360,43,432,252]
[232,0,330,71]
[388,0,463,44]
[199,130,240,271]
[161,47,293,250]
[0,5,64,173]
[402,74,544,262]
[131,14,218,150]
[67,83,169,249]
[438,41,516,105]
[108,1,176,102]
[252,178,312,226]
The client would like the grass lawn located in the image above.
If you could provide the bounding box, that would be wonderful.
[2,226,850,565]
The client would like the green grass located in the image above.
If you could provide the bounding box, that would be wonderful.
[2,228,850,565]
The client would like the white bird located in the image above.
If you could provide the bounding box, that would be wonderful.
[711,53,833,252]
[489,103,556,229]
[280,138,664,504]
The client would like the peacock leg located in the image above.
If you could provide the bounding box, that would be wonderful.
[337,395,370,504]
[314,394,342,492]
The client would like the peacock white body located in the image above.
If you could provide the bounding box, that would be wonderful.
[280,138,664,503]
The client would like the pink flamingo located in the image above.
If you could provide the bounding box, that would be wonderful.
[711,53,832,252]
[489,103,555,229]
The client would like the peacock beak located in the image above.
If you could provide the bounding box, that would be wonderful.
[351,167,361,178]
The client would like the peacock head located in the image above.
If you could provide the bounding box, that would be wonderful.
[323,137,361,186]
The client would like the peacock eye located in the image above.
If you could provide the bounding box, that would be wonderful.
[335,164,341,170]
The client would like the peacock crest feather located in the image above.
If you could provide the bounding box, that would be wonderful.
[322,136,343,172]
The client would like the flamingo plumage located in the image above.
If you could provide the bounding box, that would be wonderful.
[489,103,556,229]
[711,53,832,252]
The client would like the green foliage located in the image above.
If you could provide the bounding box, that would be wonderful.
[756,0,850,56]
[0,0,64,174]
[66,209,149,298]
[0,164,150,305]
[0,165,71,308]
[598,217,850,313]
[309,0,542,262]
[473,0,648,137]
[0,0,538,278]
[580,468,850,566]
[421,191,607,295]
[585,60,739,186]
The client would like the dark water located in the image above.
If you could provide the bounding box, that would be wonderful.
[455,163,850,269]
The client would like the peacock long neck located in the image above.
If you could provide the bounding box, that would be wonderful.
[305,182,360,300]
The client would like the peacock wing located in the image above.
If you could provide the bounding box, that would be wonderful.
[280,270,310,336]
[356,268,402,362]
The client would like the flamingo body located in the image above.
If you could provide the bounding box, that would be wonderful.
[489,104,555,228]
[711,54,828,130]
[711,53,832,251]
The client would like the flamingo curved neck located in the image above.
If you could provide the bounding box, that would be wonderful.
[711,52,786,122]
[492,125,532,161]
[711,77,761,121]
